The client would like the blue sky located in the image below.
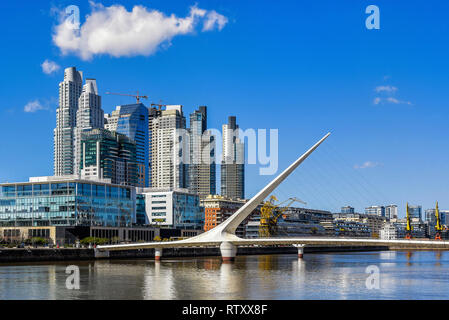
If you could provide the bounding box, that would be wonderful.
[1,0,449,216]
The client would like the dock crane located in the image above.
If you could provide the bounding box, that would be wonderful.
[435,201,443,240]
[405,202,413,239]
[106,91,148,104]
[259,196,306,238]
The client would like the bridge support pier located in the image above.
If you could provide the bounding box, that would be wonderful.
[220,242,237,262]
[294,244,305,258]
[155,247,162,261]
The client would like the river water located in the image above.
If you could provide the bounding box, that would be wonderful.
[0,251,448,299]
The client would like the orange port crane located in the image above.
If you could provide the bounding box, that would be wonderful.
[106,91,148,104]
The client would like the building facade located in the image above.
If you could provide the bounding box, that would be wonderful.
[105,103,149,187]
[73,78,103,175]
[385,204,398,220]
[188,106,216,198]
[341,206,355,214]
[365,205,385,217]
[54,67,83,176]
[0,177,136,228]
[80,128,138,186]
[148,105,188,189]
[221,116,245,199]
[201,195,247,237]
[139,188,204,230]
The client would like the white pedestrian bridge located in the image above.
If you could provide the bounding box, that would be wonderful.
[98,133,449,260]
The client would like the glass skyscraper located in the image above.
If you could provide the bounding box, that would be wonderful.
[105,103,149,187]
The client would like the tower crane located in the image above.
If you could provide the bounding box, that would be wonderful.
[405,202,413,239]
[151,100,167,110]
[435,201,443,240]
[259,196,307,237]
[106,91,148,104]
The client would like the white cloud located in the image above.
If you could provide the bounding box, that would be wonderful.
[52,3,228,60]
[375,85,398,94]
[354,161,381,169]
[24,100,48,113]
[203,10,228,31]
[373,96,412,106]
[41,59,60,74]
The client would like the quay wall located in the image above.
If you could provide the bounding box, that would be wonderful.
[0,245,390,263]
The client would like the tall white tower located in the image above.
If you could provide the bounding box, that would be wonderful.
[73,78,103,175]
[149,105,188,189]
[54,67,83,176]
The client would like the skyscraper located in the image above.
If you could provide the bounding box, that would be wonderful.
[74,78,103,175]
[149,105,188,189]
[188,106,216,198]
[221,116,245,199]
[105,103,149,187]
[54,67,83,176]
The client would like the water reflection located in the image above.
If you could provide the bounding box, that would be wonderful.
[0,251,449,299]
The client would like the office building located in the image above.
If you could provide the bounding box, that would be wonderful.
[80,128,138,186]
[408,205,422,221]
[385,204,398,220]
[74,78,103,175]
[139,187,204,230]
[105,103,149,187]
[341,206,355,214]
[54,67,83,176]
[365,205,385,217]
[188,106,216,198]
[148,105,188,189]
[221,116,245,199]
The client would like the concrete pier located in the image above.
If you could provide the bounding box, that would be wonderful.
[155,248,162,261]
[220,242,237,262]
[294,244,305,258]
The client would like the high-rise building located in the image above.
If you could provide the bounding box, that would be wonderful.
[148,105,188,189]
[105,103,149,187]
[188,106,216,198]
[385,204,398,220]
[74,78,103,175]
[365,205,385,217]
[80,128,138,186]
[54,67,83,176]
[408,205,422,221]
[221,116,245,199]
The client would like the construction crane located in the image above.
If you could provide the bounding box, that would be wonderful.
[405,202,413,239]
[106,91,148,104]
[435,201,443,240]
[258,196,307,238]
[150,101,166,110]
